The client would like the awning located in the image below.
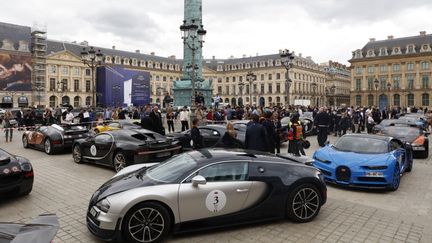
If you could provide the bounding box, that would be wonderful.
[2,96,12,103]
[18,96,29,104]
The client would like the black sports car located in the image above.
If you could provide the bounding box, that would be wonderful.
[0,214,58,243]
[22,124,90,154]
[373,119,423,134]
[0,148,33,197]
[281,112,316,136]
[168,125,245,150]
[72,129,182,172]
[87,149,327,243]
[379,126,428,158]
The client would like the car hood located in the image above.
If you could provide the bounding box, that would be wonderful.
[383,134,417,143]
[0,214,58,243]
[314,145,392,167]
[91,164,162,204]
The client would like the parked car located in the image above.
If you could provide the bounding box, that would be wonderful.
[22,124,90,154]
[0,214,58,243]
[378,126,428,158]
[312,134,413,191]
[281,112,316,136]
[87,149,327,243]
[0,148,33,197]
[72,129,182,172]
[372,119,420,134]
[94,120,142,133]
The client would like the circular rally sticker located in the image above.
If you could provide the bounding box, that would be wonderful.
[205,190,227,212]
[90,145,97,156]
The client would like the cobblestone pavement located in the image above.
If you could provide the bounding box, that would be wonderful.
[0,130,431,243]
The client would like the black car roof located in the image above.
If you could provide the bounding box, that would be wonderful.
[342,133,393,142]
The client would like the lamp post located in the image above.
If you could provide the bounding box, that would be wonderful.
[112,84,121,107]
[246,71,257,106]
[35,84,43,107]
[311,82,317,107]
[280,49,295,107]
[386,82,391,109]
[80,46,104,107]
[156,87,166,107]
[238,82,245,107]
[57,80,67,106]
[330,84,336,107]
[374,78,379,107]
[180,19,206,125]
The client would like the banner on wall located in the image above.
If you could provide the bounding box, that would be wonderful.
[97,66,150,107]
[0,53,32,91]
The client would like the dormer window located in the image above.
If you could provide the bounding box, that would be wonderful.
[353,50,363,59]
[275,60,281,66]
[114,56,121,64]
[379,48,388,56]
[105,56,112,63]
[147,61,153,68]
[231,65,237,70]
[260,61,266,67]
[406,44,416,54]
[132,58,137,66]
[155,62,160,69]
[392,47,401,55]
[139,60,146,67]
[366,49,375,57]
[217,65,223,71]
[123,58,130,65]
[267,60,273,67]
[420,44,431,53]
[175,64,180,71]
[162,63,167,69]
[245,63,250,69]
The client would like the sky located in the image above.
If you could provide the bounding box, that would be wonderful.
[2,0,432,65]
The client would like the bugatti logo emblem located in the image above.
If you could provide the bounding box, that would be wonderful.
[341,168,346,172]
[90,145,97,156]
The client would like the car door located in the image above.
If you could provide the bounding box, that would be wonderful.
[34,126,48,148]
[200,128,221,147]
[389,139,406,172]
[178,161,252,222]
[94,133,114,159]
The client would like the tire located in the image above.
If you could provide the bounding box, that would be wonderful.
[113,151,128,172]
[122,202,171,243]
[286,183,322,223]
[44,138,53,155]
[388,163,400,191]
[72,145,83,164]
[418,142,429,159]
[22,135,29,148]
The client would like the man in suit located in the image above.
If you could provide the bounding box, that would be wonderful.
[245,114,268,152]
[149,106,165,135]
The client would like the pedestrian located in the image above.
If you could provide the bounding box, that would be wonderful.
[55,106,62,124]
[179,106,190,131]
[140,106,153,131]
[16,107,23,130]
[367,113,375,134]
[244,114,268,152]
[149,106,165,135]
[191,118,203,149]
[273,111,282,154]
[287,113,303,156]
[314,107,331,147]
[218,122,243,148]
[63,109,75,124]
[262,111,277,153]
[166,107,175,133]
[3,110,13,142]
[339,112,350,136]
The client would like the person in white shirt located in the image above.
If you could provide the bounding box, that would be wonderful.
[179,106,190,131]
[64,110,75,124]
[367,114,375,133]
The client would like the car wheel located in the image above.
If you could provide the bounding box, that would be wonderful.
[388,164,400,191]
[405,159,413,172]
[287,183,321,223]
[44,138,53,155]
[419,142,429,159]
[122,202,171,243]
[113,151,127,172]
[73,145,83,164]
[22,135,29,148]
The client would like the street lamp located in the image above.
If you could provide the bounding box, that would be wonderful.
[238,82,245,107]
[35,84,43,107]
[311,82,317,107]
[246,71,257,106]
[386,82,391,109]
[280,49,295,107]
[374,78,379,107]
[156,87,166,107]
[57,80,67,106]
[180,19,206,125]
[81,46,104,107]
[112,84,121,107]
[330,84,336,106]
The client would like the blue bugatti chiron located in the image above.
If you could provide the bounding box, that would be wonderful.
[312,134,413,191]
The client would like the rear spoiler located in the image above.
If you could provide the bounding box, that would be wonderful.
[0,214,59,243]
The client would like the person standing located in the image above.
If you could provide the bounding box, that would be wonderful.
[140,106,153,131]
[179,106,190,131]
[218,122,243,148]
[55,106,62,124]
[191,118,203,149]
[245,114,268,152]
[314,107,331,147]
[262,111,277,153]
[16,107,23,130]
[166,107,175,133]
[339,112,350,136]
[287,113,303,156]
[367,113,375,134]
[149,106,165,135]
[3,110,13,142]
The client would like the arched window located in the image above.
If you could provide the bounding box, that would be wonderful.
[422,93,429,106]
[367,95,374,106]
[85,96,92,106]
[355,95,361,106]
[407,94,414,106]
[62,96,70,106]
[393,94,400,106]
[49,96,56,108]
[74,96,81,108]
[224,98,229,104]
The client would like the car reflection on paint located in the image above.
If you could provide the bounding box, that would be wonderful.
[86,149,327,243]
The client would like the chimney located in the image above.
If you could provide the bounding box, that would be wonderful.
[112,45,116,50]
[387,35,394,40]
[150,52,155,56]
[306,56,311,59]
[80,40,88,46]
[369,38,376,42]
[212,55,215,60]
[420,31,426,36]
[256,53,259,57]
[135,49,140,53]
[168,55,176,59]
[242,54,246,58]
[298,53,302,57]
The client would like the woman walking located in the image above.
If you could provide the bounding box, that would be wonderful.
[166,108,175,133]
[3,110,13,142]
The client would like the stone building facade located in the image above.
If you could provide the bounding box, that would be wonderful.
[320,61,351,106]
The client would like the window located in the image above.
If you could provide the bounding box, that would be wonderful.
[85,69,91,76]
[156,76,160,81]
[367,66,375,74]
[86,80,91,92]
[355,79,361,91]
[422,62,430,70]
[218,77,222,83]
[422,93,429,106]
[367,78,374,90]
[393,94,400,106]
[61,79,68,91]
[268,74,272,80]
[380,64,387,73]
[225,86,229,95]
[407,75,414,89]
[50,78,56,91]
[393,64,400,72]
[62,66,69,75]
[74,96,80,108]
[276,83,281,93]
[276,73,281,80]
[86,96,92,106]
[380,77,386,91]
[72,67,80,76]
[49,96,56,107]
[163,76,167,82]
[233,77,236,82]
[422,76,429,89]
[260,74,264,81]
[195,162,248,182]
[355,67,362,75]
[62,96,70,105]
[239,76,243,82]
[393,76,400,89]
[95,134,113,144]
[407,94,414,106]
[407,63,414,71]
[407,45,415,53]
[355,95,361,106]
[367,95,374,106]
[260,84,265,93]
[226,77,229,82]
[49,65,57,74]
[74,79,80,91]
[217,86,222,94]
[268,84,273,94]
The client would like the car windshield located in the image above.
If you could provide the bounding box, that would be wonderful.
[381,127,420,137]
[146,153,197,183]
[334,136,388,154]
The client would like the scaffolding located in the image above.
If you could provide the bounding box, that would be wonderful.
[31,24,47,107]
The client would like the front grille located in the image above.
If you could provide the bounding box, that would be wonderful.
[336,166,351,182]
[357,177,386,182]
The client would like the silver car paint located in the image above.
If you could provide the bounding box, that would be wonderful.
[243,181,268,209]
[112,163,158,178]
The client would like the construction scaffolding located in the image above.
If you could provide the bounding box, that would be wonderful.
[31,24,47,107]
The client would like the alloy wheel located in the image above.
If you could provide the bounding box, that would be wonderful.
[128,207,165,243]
[392,164,400,190]
[114,153,126,172]
[22,136,28,148]
[44,139,51,154]
[73,146,82,163]
[292,187,320,220]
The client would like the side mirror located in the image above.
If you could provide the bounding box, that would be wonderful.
[191,175,207,186]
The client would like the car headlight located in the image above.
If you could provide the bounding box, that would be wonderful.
[314,156,330,164]
[96,198,111,213]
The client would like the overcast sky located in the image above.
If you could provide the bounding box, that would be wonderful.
[2,0,432,64]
